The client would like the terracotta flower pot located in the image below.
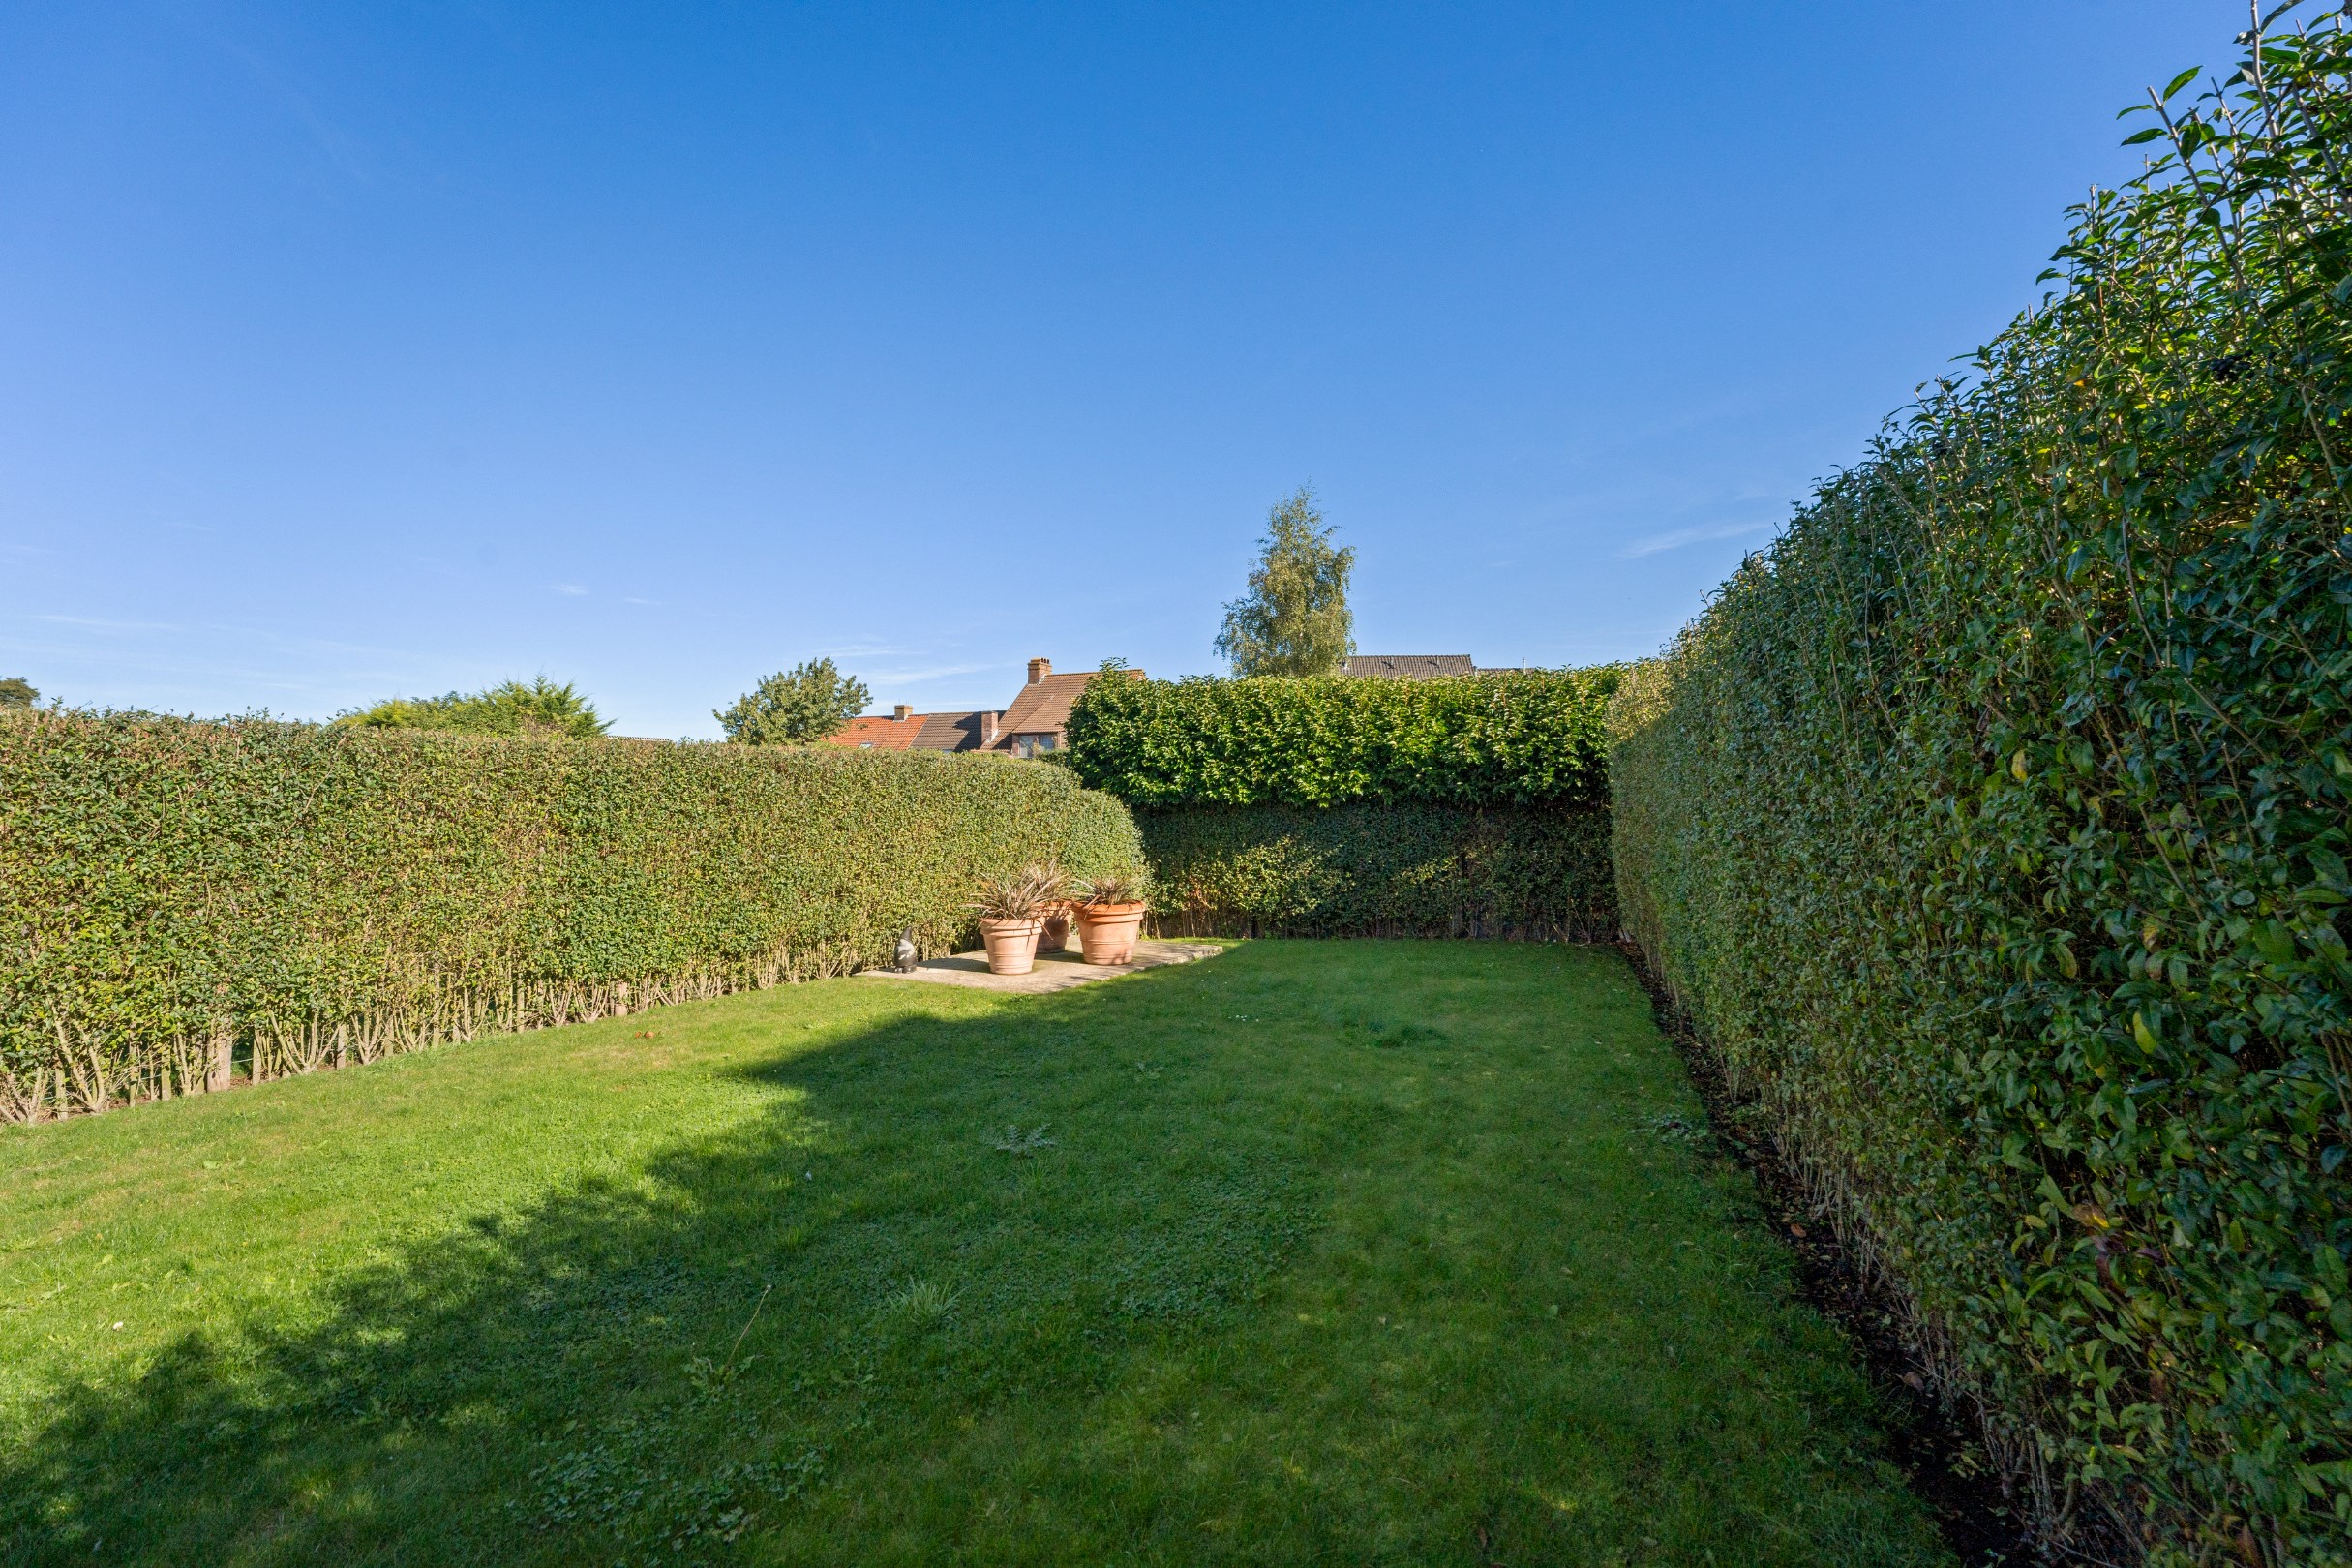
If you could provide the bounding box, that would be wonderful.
[1074,901,1148,966]
[979,916,1044,976]
[1038,903,1072,955]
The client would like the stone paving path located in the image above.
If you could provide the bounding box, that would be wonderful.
[859,939,1222,995]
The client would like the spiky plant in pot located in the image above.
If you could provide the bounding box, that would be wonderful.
[970,865,1063,975]
[1072,868,1152,967]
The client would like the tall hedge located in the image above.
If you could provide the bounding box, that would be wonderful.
[1613,16,2350,1562]
[0,711,1140,1121]
[1063,667,1620,808]
[1140,803,1614,941]
[1067,669,1621,939]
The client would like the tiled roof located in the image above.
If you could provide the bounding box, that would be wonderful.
[820,662,1140,757]
[827,713,927,750]
[1342,654,1474,678]
[913,711,998,751]
[992,667,1144,745]
[819,710,1006,752]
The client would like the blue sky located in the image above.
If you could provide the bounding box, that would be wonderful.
[2,1,2231,737]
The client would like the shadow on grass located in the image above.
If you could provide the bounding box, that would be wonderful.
[0,969,1313,1567]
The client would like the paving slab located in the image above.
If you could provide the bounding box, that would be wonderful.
[859,939,1222,995]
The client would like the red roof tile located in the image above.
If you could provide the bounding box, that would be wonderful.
[821,709,1005,752]
[824,713,926,750]
[819,662,1139,756]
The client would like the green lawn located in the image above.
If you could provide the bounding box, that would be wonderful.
[0,942,1950,1566]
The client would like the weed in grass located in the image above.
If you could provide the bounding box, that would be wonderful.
[685,1282,773,1394]
[989,1124,1056,1157]
[882,1277,961,1326]
[1645,1111,1711,1148]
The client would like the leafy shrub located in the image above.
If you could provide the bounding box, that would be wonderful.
[0,711,1138,1120]
[1066,668,1621,808]
[335,677,610,739]
[1613,15,2351,1560]
[1141,803,1613,941]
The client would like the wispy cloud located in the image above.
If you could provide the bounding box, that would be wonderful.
[1616,520,1775,559]
[622,596,662,607]
[203,30,371,186]
[821,640,923,659]
[33,614,180,633]
[551,584,589,596]
[862,662,989,685]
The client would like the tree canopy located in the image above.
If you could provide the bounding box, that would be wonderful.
[333,677,610,739]
[1214,488,1355,677]
[0,678,37,709]
[714,657,871,744]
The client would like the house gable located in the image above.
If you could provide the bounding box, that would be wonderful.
[989,658,1144,755]
[820,659,1138,759]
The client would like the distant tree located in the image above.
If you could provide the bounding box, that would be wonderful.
[472,677,610,738]
[0,677,36,709]
[1214,487,1355,677]
[334,677,610,739]
[334,696,444,731]
[715,657,872,744]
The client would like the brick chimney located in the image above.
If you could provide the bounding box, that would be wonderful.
[892,704,912,721]
[1027,657,1051,684]
[977,710,999,747]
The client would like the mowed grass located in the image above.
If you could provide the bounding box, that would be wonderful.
[0,942,1950,1566]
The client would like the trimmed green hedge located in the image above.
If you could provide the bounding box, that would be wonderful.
[0,711,1139,1120]
[1064,668,1620,808]
[1139,804,1614,941]
[1613,17,2351,1562]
